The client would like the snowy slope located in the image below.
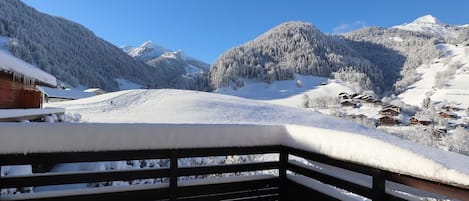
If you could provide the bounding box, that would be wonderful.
[216,75,354,108]
[399,44,469,108]
[41,89,469,187]
[47,89,360,130]
[0,37,56,86]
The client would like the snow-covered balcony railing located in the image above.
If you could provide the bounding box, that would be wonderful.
[0,123,468,201]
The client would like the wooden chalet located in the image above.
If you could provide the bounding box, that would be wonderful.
[373,99,382,105]
[0,50,56,109]
[438,111,458,119]
[38,86,94,103]
[441,105,461,112]
[338,92,351,100]
[383,105,401,113]
[340,99,357,107]
[379,108,400,116]
[377,116,400,126]
[409,116,432,126]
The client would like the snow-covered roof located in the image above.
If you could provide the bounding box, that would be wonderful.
[413,115,431,122]
[0,38,56,87]
[38,86,94,100]
[83,88,105,93]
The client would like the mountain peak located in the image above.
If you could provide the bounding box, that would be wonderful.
[412,15,443,25]
[392,14,457,36]
[140,40,156,49]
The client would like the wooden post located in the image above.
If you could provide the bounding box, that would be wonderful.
[279,147,288,200]
[170,150,178,201]
[372,169,386,201]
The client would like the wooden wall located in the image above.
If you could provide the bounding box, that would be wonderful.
[0,73,42,109]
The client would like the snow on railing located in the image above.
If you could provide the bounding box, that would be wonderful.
[0,123,468,200]
[0,123,468,187]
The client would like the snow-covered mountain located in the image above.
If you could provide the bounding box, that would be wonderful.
[210,21,383,92]
[122,41,210,74]
[211,15,469,97]
[392,15,466,39]
[122,41,170,61]
[121,41,211,91]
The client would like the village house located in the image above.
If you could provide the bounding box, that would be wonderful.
[338,92,351,100]
[38,86,95,103]
[364,97,377,104]
[379,108,400,116]
[376,116,400,126]
[441,105,461,112]
[372,99,383,105]
[409,115,432,126]
[382,105,401,113]
[0,50,57,108]
[438,111,458,119]
[340,99,358,107]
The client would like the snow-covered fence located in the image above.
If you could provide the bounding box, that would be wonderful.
[0,123,468,200]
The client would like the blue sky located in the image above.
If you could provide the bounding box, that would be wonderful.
[22,0,469,63]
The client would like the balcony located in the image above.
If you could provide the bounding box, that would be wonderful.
[0,124,468,201]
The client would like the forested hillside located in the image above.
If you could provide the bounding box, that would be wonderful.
[0,0,169,90]
[210,22,385,92]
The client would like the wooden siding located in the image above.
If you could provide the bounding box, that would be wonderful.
[0,72,42,108]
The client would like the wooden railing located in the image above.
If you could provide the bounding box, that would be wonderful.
[1,146,468,201]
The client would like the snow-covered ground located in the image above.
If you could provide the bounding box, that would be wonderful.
[217,75,354,108]
[47,89,361,132]
[399,44,469,109]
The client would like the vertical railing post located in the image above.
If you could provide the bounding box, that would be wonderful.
[372,169,386,201]
[279,146,288,200]
[169,150,178,201]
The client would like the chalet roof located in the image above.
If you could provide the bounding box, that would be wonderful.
[0,38,56,87]
[383,104,400,109]
[378,116,397,120]
[38,86,94,100]
[411,115,431,122]
[380,108,399,113]
[439,111,457,116]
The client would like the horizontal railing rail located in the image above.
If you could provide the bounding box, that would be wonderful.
[1,146,468,201]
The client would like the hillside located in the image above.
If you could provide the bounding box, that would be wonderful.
[345,15,469,94]
[0,0,179,91]
[210,21,383,92]
[399,44,469,109]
